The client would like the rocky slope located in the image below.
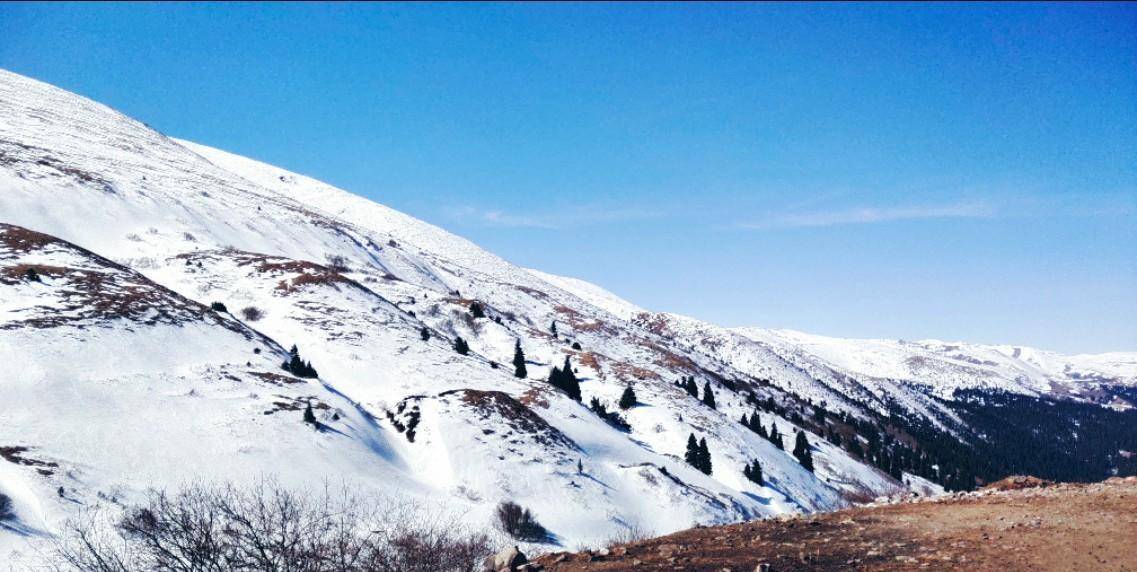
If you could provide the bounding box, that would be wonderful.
[533,476,1137,571]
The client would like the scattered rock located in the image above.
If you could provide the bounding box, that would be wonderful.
[482,545,527,572]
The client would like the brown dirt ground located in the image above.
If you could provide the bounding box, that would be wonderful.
[533,477,1137,572]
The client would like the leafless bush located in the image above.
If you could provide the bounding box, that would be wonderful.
[494,501,547,542]
[48,480,493,572]
[604,523,654,548]
[240,306,265,322]
[325,255,350,273]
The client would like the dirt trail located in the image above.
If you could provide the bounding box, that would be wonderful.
[533,477,1137,571]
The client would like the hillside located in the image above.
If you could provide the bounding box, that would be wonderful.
[533,476,1137,571]
[1,67,1136,565]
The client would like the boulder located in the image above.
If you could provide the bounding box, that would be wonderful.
[482,545,528,572]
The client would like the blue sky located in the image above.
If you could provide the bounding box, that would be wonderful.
[2,3,1134,353]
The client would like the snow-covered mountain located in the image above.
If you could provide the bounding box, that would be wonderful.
[1,68,1134,565]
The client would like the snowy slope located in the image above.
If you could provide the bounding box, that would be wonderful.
[530,268,1137,407]
[3,67,1131,564]
[0,224,420,566]
[0,68,910,563]
[736,328,1137,399]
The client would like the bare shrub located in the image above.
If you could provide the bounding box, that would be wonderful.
[494,501,547,542]
[49,480,493,571]
[240,306,265,322]
[325,254,350,273]
[604,523,654,548]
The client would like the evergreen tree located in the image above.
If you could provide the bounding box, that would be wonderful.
[551,321,558,336]
[813,406,826,424]
[684,434,700,469]
[588,396,630,431]
[469,301,485,319]
[701,381,716,410]
[25,267,41,282]
[697,437,713,475]
[420,327,431,341]
[744,459,764,485]
[793,430,814,472]
[512,339,527,379]
[454,337,470,355]
[548,366,564,393]
[282,345,319,378]
[769,424,784,450]
[618,385,637,409]
[303,403,317,425]
[561,356,581,401]
[681,376,698,398]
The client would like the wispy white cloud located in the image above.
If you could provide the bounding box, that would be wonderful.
[736,201,997,230]
[447,205,664,229]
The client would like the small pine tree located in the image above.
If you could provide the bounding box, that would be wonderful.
[281,345,318,378]
[701,381,716,410]
[454,337,470,355]
[303,403,317,425]
[548,366,565,394]
[684,434,700,469]
[618,385,637,409]
[744,459,764,485]
[469,301,485,319]
[770,424,784,450]
[683,376,699,398]
[697,437,713,475]
[25,267,41,282]
[561,355,581,401]
[793,430,814,472]
[512,339,527,379]
[571,341,582,350]
[813,406,826,424]
[550,321,558,336]
[420,327,431,341]
[589,396,604,414]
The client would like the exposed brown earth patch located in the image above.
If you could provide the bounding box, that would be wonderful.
[0,224,232,331]
[450,389,579,452]
[533,477,1137,572]
[611,362,663,383]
